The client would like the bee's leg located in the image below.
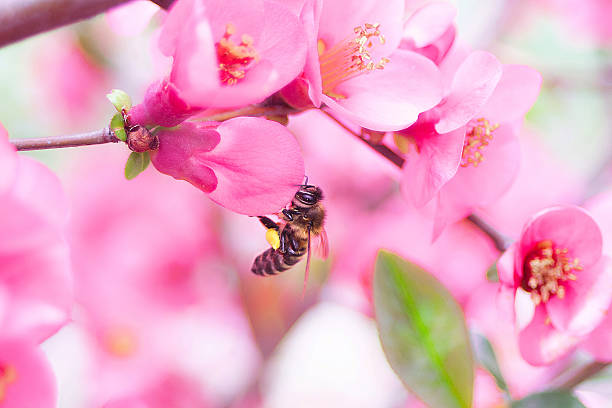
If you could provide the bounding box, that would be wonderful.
[279,229,301,256]
[282,209,296,221]
[258,216,279,231]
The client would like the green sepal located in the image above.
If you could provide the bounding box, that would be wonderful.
[110,112,127,142]
[106,89,132,112]
[486,262,499,282]
[511,390,586,407]
[124,152,150,180]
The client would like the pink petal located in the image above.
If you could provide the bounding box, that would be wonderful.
[323,49,442,131]
[299,0,323,107]
[0,124,17,194]
[435,51,502,134]
[519,206,603,271]
[0,339,56,408]
[205,117,305,215]
[438,123,520,208]
[480,65,542,124]
[546,256,612,336]
[411,25,456,64]
[400,126,464,206]
[403,1,457,47]
[0,198,72,343]
[318,0,404,58]
[159,0,195,56]
[582,306,612,362]
[106,0,160,37]
[518,304,582,366]
[151,122,221,193]
[11,157,69,228]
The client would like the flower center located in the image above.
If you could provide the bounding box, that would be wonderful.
[216,24,259,85]
[522,240,582,305]
[0,364,17,401]
[318,23,389,100]
[460,118,499,167]
[104,326,138,358]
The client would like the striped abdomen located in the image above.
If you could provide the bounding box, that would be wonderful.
[251,247,305,276]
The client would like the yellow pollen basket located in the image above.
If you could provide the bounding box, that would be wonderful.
[104,327,138,358]
[318,23,389,99]
[461,118,499,167]
[0,364,17,401]
[216,23,259,85]
[525,240,582,305]
[266,228,281,250]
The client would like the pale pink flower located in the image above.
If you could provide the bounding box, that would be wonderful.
[399,48,541,238]
[159,0,307,110]
[285,0,442,131]
[497,206,612,365]
[106,0,161,37]
[151,117,305,215]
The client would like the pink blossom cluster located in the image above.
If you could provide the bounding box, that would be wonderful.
[2,0,612,406]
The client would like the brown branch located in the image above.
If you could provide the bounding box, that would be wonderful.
[10,128,118,151]
[554,361,610,390]
[467,214,512,252]
[0,0,175,49]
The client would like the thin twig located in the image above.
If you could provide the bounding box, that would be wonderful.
[320,110,405,168]
[554,361,610,390]
[10,128,118,151]
[467,214,513,252]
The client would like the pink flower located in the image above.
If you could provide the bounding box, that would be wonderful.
[289,0,442,131]
[0,339,56,408]
[399,48,541,238]
[151,116,305,215]
[497,206,612,365]
[159,0,307,110]
[0,124,71,408]
[105,0,161,37]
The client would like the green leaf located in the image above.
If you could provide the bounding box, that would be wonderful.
[511,391,586,408]
[124,152,150,180]
[470,330,509,394]
[106,89,132,112]
[110,112,127,142]
[374,250,474,408]
[486,263,499,282]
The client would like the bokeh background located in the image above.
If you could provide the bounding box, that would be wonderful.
[0,0,610,407]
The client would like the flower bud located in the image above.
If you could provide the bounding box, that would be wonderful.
[126,126,159,152]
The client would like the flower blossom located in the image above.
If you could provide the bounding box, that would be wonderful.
[399,47,541,238]
[497,206,612,365]
[131,0,307,127]
[282,0,442,131]
[151,116,305,215]
[0,124,72,407]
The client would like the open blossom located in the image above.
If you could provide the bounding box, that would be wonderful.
[151,116,305,215]
[283,0,442,131]
[497,206,612,365]
[0,124,71,407]
[162,0,306,109]
[399,47,542,238]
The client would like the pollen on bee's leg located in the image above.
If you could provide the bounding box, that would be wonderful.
[266,228,281,250]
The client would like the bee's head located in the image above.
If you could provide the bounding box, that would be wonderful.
[294,185,323,206]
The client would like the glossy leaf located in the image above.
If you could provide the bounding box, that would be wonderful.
[110,112,127,142]
[125,151,150,180]
[470,330,509,394]
[106,88,132,112]
[511,391,586,408]
[374,250,474,408]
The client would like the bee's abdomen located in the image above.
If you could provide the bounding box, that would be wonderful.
[251,248,304,276]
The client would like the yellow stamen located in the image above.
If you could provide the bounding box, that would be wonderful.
[216,23,259,85]
[0,364,17,401]
[104,327,138,358]
[461,118,499,168]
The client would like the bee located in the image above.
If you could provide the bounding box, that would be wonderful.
[251,183,329,280]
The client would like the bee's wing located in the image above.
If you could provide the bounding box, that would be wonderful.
[312,227,329,259]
